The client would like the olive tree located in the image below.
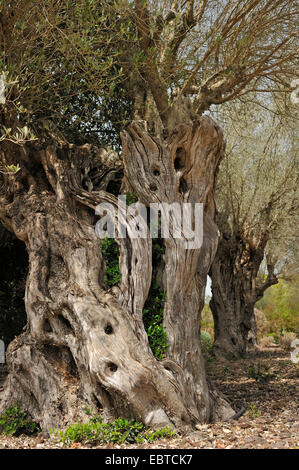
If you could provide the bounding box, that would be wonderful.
[0,0,297,429]
[209,102,298,358]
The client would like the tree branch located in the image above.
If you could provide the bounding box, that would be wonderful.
[255,260,278,301]
[134,0,171,127]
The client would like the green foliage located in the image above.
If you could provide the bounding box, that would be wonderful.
[222,365,231,374]
[279,331,297,350]
[200,330,213,354]
[142,427,175,443]
[143,282,168,360]
[1,0,135,148]
[99,193,140,288]
[5,164,21,174]
[266,332,279,344]
[201,302,214,339]
[50,415,174,446]
[256,279,299,336]
[215,104,297,330]
[247,363,278,383]
[100,238,121,288]
[216,102,297,240]
[142,240,168,360]
[126,192,139,206]
[248,403,261,420]
[0,406,40,436]
[152,243,165,256]
[1,0,297,152]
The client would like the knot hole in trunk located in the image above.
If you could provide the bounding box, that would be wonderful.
[152,166,160,177]
[107,362,118,373]
[104,323,113,335]
[174,147,186,171]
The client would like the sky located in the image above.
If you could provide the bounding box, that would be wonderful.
[205,276,212,300]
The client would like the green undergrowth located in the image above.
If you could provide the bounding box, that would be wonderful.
[143,240,168,360]
[143,280,168,360]
[99,193,138,288]
[247,363,280,382]
[50,413,175,446]
[0,406,41,436]
[100,237,121,287]
[200,330,213,354]
[248,403,261,419]
[125,191,139,206]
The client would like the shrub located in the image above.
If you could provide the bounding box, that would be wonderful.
[142,427,175,443]
[145,322,169,360]
[259,335,276,348]
[200,330,213,354]
[142,240,168,360]
[279,331,297,350]
[51,415,175,446]
[247,363,278,382]
[0,406,40,436]
[256,279,299,335]
[125,192,139,206]
[100,238,121,287]
[143,285,168,360]
[254,308,269,340]
[201,304,214,340]
[248,403,261,419]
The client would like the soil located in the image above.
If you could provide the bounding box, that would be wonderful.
[0,346,298,449]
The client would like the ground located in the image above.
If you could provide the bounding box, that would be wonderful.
[0,346,298,449]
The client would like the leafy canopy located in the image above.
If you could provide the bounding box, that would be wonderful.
[0,0,297,143]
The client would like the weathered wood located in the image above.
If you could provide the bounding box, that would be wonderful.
[121,116,233,422]
[0,118,234,430]
[209,234,278,359]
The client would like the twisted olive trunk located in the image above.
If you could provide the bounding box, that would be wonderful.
[209,234,278,359]
[0,117,234,430]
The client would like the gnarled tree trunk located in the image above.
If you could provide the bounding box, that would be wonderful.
[209,234,278,359]
[0,116,234,430]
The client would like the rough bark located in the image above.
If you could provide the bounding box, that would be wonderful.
[209,234,278,359]
[0,117,234,430]
[121,117,234,422]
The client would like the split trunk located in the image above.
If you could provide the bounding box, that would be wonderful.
[0,117,234,430]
